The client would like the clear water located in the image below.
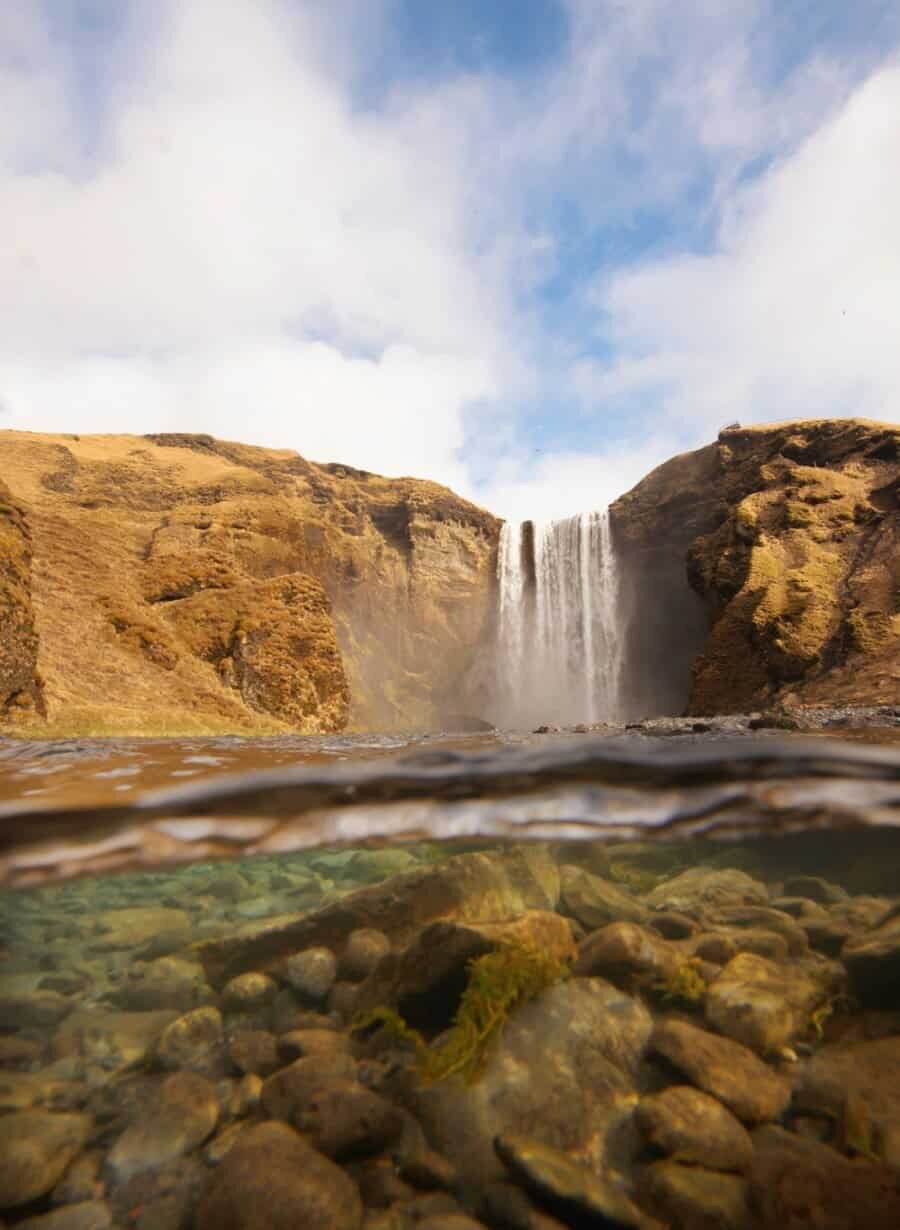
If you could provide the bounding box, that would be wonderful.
[1,726,899,1228]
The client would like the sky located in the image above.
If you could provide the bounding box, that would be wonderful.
[2,0,899,521]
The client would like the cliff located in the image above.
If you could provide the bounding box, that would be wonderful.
[0,432,499,735]
[611,418,900,714]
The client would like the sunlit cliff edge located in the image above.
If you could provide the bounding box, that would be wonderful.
[0,418,897,736]
[610,418,899,715]
[0,432,498,735]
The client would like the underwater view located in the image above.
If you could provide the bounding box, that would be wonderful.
[2,722,900,1230]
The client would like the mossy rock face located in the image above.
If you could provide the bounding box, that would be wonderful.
[676,421,900,713]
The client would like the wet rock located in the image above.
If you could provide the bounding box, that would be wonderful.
[693,933,739,965]
[634,1086,753,1172]
[53,1009,178,1070]
[795,1036,900,1156]
[205,871,251,903]
[195,1120,362,1230]
[0,1070,87,1114]
[261,1052,358,1120]
[770,896,829,919]
[0,1036,43,1067]
[640,1160,750,1230]
[105,1071,218,1182]
[705,951,824,1054]
[782,876,848,905]
[154,1006,224,1073]
[349,1156,415,1208]
[222,972,278,1012]
[354,913,574,1032]
[646,911,697,940]
[0,1110,91,1209]
[91,908,190,957]
[228,1029,280,1077]
[227,1073,262,1118]
[478,1180,570,1230]
[294,1078,403,1160]
[803,917,852,957]
[340,930,392,983]
[278,1028,350,1062]
[196,847,560,988]
[646,868,768,915]
[285,947,338,1003]
[709,905,808,955]
[494,1134,645,1229]
[50,1150,102,1205]
[416,1216,487,1230]
[649,1019,791,1124]
[573,922,679,988]
[15,1203,112,1230]
[104,955,212,1012]
[415,979,652,1192]
[748,1124,900,1230]
[0,991,72,1030]
[107,1154,206,1230]
[398,1151,457,1193]
[842,913,900,1006]
[558,866,649,930]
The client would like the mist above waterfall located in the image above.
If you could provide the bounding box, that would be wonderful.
[492,510,625,728]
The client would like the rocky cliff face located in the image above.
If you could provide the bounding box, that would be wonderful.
[0,432,499,735]
[0,479,42,718]
[611,418,900,714]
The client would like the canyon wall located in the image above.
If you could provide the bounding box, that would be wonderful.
[0,432,499,735]
[611,418,900,714]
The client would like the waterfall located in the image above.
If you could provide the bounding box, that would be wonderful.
[494,510,624,728]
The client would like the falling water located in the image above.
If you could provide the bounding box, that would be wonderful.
[494,510,624,728]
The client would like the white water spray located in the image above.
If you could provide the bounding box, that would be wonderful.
[494,510,624,727]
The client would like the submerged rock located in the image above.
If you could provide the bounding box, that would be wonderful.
[494,1134,646,1229]
[414,978,652,1192]
[195,846,560,987]
[645,868,768,915]
[105,1071,218,1182]
[195,1120,363,1230]
[634,1086,753,1172]
[640,1159,750,1230]
[704,951,824,1054]
[648,1019,791,1124]
[0,1109,91,1209]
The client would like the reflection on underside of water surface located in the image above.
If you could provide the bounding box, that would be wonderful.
[1,725,900,1228]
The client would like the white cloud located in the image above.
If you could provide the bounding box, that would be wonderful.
[2,0,898,529]
[0,0,509,489]
[578,62,900,434]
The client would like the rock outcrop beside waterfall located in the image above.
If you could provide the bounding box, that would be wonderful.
[611,418,899,714]
[0,432,499,735]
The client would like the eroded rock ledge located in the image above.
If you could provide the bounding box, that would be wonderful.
[611,418,899,715]
[0,432,499,735]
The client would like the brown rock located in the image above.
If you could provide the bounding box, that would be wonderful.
[634,1086,753,1172]
[558,866,649,930]
[228,1029,280,1077]
[649,1019,791,1124]
[293,1078,403,1160]
[574,922,679,988]
[705,951,824,1054]
[640,1160,750,1230]
[104,1071,218,1182]
[196,846,560,987]
[0,431,500,736]
[195,1120,362,1230]
[340,929,391,983]
[354,911,575,1031]
[749,1124,900,1230]
[154,1006,224,1073]
[415,979,652,1191]
[261,1053,358,1121]
[0,479,42,718]
[0,1110,91,1209]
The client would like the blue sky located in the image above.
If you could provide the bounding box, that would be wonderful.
[2,0,899,519]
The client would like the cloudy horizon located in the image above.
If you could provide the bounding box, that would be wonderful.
[3,0,899,521]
